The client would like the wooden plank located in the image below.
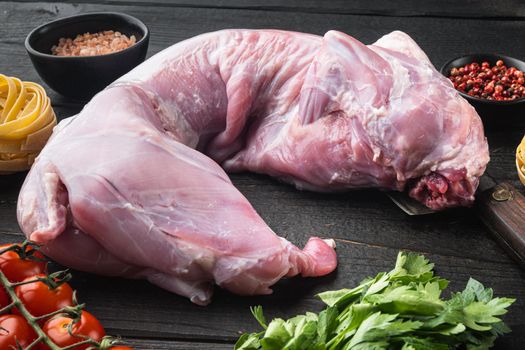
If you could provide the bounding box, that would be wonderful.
[1,238,524,348]
[0,236,518,348]
[1,130,522,265]
[3,1,525,113]
[125,338,232,349]
[485,129,525,184]
[1,197,524,346]
[2,2,525,91]
[9,0,525,19]
[121,336,525,350]
[2,1,525,263]
[1,1,524,349]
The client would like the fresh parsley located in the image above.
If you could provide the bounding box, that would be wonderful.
[234,252,515,350]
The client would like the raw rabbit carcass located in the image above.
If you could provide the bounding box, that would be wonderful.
[17,29,489,305]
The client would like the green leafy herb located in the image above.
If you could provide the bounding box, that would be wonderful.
[234,252,515,350]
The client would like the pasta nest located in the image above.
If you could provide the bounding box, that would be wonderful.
[0,74,57,174]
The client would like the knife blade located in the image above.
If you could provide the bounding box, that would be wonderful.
[386,191,434,216]
[387,174,525,268]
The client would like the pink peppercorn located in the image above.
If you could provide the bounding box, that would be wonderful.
[447,59,525,101]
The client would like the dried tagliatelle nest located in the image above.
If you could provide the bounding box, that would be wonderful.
[0,74,56,174]
[517,135,525,185]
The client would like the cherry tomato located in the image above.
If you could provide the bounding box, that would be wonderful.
[0,244,47,282]
[0,286,10,309]
[15,274,74,317]
[40,311,105,350]
[0,314,37,348]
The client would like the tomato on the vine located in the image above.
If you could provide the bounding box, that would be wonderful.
[15,274,74,317]
[39,311,105,350]
[0,314,37,348]
[0,286,9,308]
[0,244,47,282]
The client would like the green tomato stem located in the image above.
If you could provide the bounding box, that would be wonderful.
[0,301,15,313]
[0,240,106,350]
[0,268,64,350]
[24,335,44,350]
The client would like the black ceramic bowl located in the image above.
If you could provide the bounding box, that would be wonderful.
[440,54,525,127]
[25,12,149,100]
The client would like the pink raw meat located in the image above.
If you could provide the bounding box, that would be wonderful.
[17,29,488,304]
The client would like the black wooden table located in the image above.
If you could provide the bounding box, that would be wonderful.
[1,1,525,349]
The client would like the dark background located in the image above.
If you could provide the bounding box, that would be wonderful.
[1,1,525,349]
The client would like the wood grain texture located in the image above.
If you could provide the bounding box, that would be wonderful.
[0,229,520,343]
[125,339,232,349]
[3,1,525,102]
[2,170,524,348]
[9,0,525,19]
[478,182,525,267]
[1,1,525,349]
